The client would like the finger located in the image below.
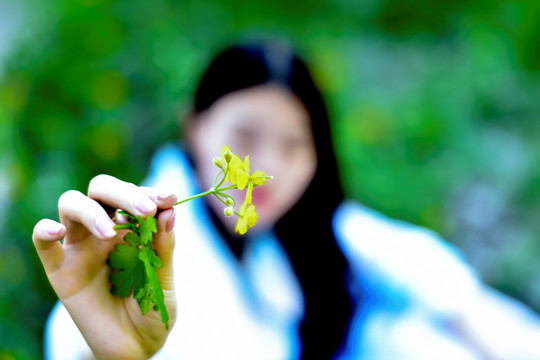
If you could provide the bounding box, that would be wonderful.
[153,208,175,291]
[33,219,66,273]
[88,175,158,217]
[141,187,178,210]
[113,210,130,225]
[111,188,176,225]
[58,190,116,240]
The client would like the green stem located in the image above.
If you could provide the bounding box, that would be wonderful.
[212,170,224,188]
[117,210,134,218]
[214,190,235,207]
[114,224,133,230]
[174,189,214,206]
[216,166,228,189]
[173,184,238,207]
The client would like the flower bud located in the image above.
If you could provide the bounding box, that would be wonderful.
[224,206,234,217]
[223,149,233,163]
[213,157,223,169]
[225,197,234,206]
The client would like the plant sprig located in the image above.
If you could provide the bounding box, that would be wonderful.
[107,146,272,328]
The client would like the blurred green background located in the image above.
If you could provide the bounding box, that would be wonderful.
[1,0,540,358]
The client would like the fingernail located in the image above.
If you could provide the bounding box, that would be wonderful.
[166,211,176,233]
[135,199,156,215]
[95,216,116,238]
[157,192,175,201]
[47,222,65,236]
[115,211,129,224]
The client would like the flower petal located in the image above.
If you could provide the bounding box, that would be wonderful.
[236,170,249,190]
[244,155,250,175]
[245,182,254,205]
[250,170,267,186]
[246,205,258,228]
[228,155,244,186]
[221,145,233,164]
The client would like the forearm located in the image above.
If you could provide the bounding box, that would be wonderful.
[454,286,540,359]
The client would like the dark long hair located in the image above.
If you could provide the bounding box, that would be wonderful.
[192,40,354,359]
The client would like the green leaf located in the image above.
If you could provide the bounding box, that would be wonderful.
[107,213,169,329]
[138,245,163,269]
[135,286,153,315]
[136,215,157,245]
[108,243,144,298]
[139,246,168,328]
[124,232,142,246]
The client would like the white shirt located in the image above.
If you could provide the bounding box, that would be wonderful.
[46,145,540,359]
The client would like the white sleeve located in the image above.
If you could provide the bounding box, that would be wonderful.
[457,286,540,359]
[335,202,540,359]
[45,301,92,360]
[334,201,482,316]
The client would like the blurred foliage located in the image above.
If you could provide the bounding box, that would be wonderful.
[1,0,540,358]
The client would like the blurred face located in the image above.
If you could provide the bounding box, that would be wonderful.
[189,84,317,233]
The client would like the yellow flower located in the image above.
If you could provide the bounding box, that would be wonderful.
[227,154,250,190]
[244,169,271,204]
[216,146,272,218]
[217,145,233,171]
[221,145,233,164]
[235,203,258,235]
[249,170,268,186]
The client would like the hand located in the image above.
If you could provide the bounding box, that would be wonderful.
[33,175,177,359]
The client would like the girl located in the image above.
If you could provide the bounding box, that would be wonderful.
[34,40,540,359]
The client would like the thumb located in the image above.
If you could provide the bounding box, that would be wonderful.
[33,219,66,274]
[153,208,175,291]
